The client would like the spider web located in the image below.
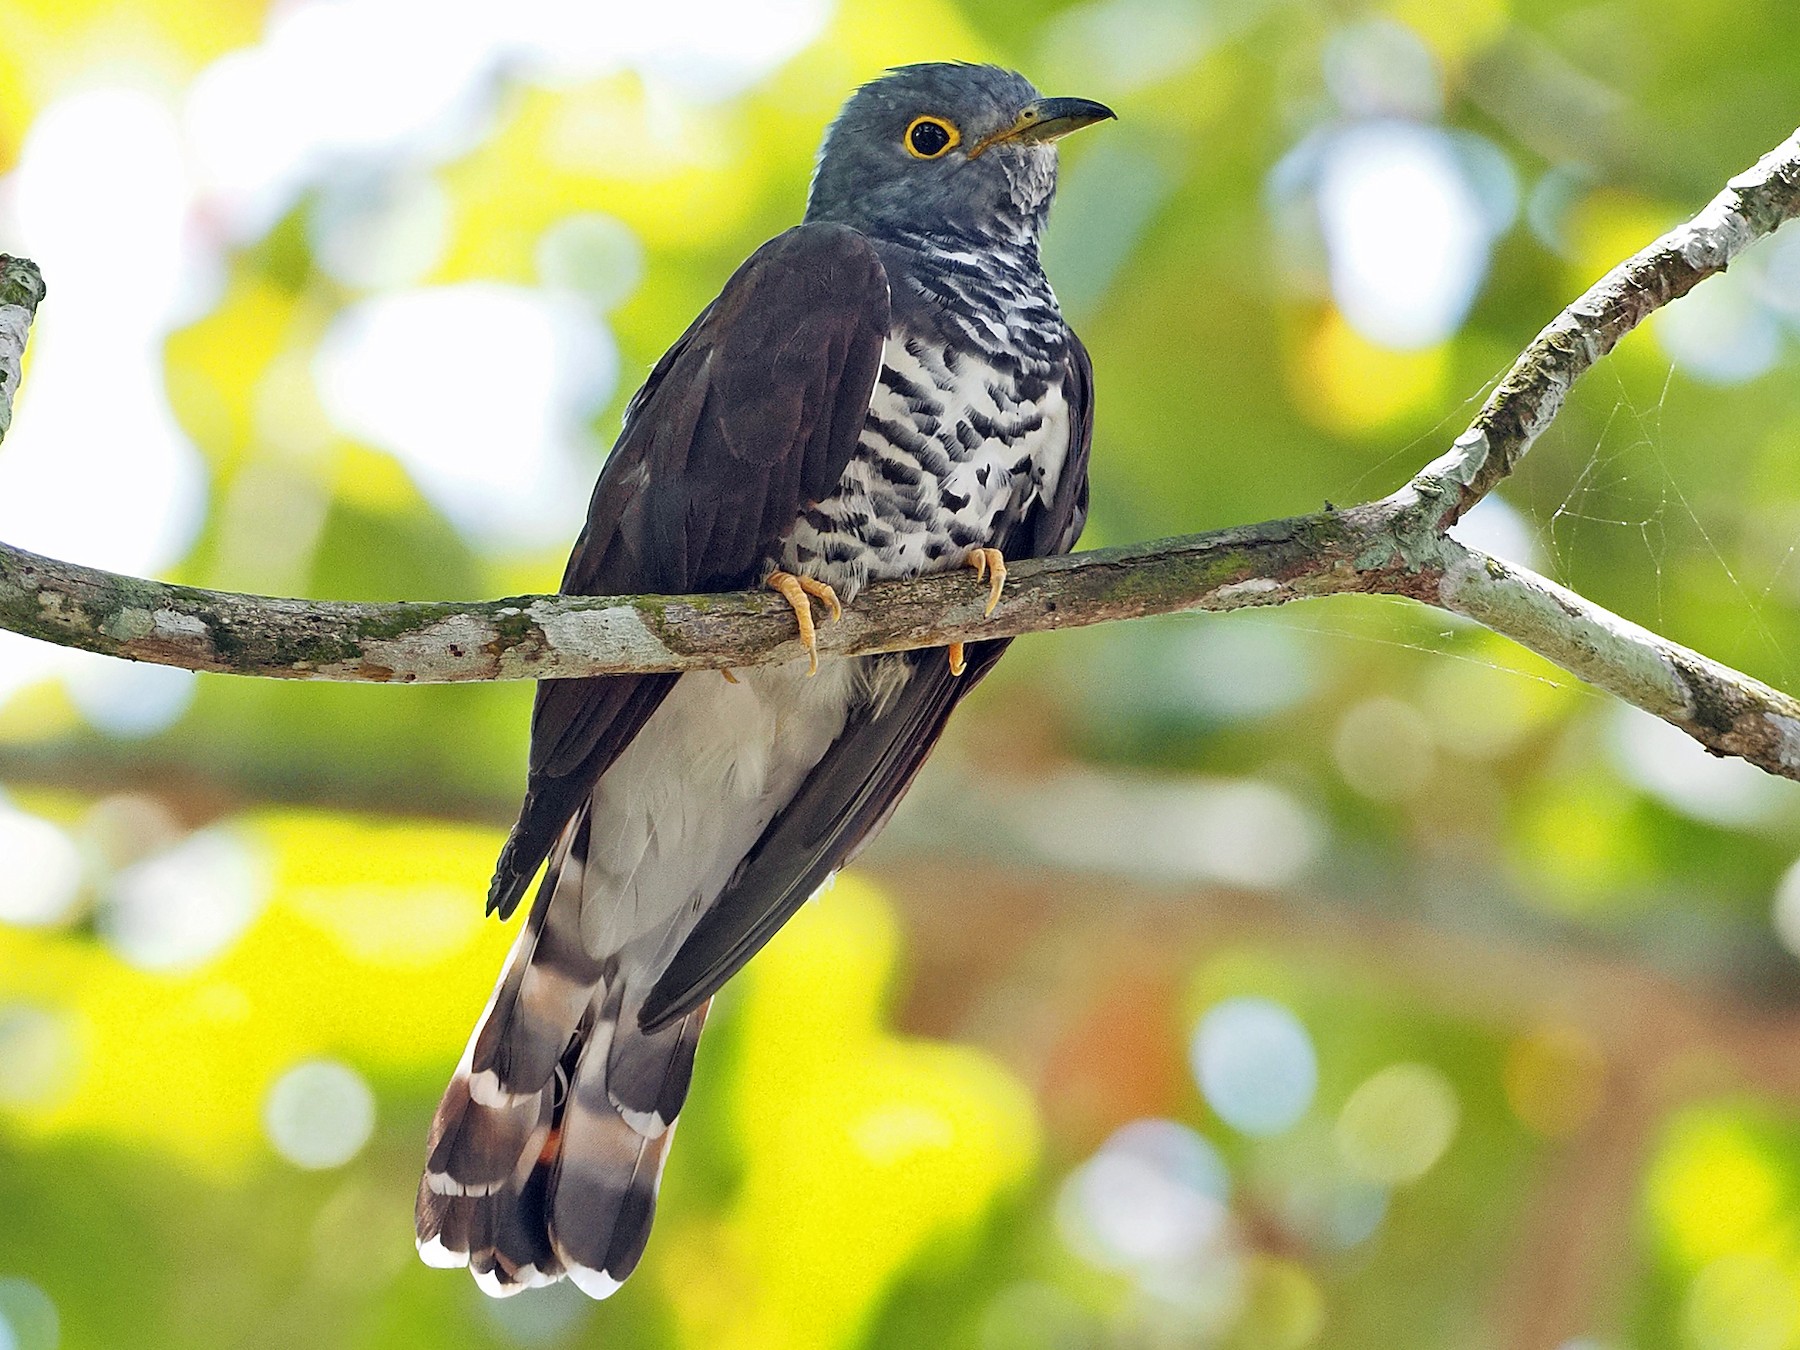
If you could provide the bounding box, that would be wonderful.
[1533,363,1794,689]
[1302,359,1585,692]
[1539,368,1674,624]
[1270,598,1596,696]
[1309,357,1793,695]
[1334,365,1508,506]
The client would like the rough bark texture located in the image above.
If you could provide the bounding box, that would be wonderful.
[0,511,1398,681]
[1,130,1799,776]
[0,255,46,441]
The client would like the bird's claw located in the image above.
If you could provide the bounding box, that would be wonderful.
[967,547,1007,617]
[948,548,1007,676]
[767,570,842,676]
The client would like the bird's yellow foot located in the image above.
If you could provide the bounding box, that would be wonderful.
[947,548,1008,677]
[766,570,842,676]
[967,547,1008,617]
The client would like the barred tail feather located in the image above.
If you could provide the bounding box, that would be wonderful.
[469,822,603,1104]
[416,820,711,1299]
[415,995,564,1294]
[416,1151,564,1297]
[549,999,708,1295]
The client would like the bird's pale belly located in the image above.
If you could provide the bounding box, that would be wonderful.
[777,331,1071,599]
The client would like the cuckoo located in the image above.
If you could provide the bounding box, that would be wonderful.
[417,62,1112,1299]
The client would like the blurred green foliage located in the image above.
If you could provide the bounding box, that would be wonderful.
[4,0,1800,1347]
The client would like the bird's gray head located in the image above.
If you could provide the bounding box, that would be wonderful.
[805,63,1113,248]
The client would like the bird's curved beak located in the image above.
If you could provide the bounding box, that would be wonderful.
[968,96,1117,157]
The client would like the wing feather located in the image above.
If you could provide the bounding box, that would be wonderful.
[488,224,892,917]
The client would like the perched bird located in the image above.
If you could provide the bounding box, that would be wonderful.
[416,62,1112,1299]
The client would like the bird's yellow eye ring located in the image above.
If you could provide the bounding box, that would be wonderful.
[905,116,960,159]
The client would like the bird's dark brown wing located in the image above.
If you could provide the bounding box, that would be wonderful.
[638,328,1098,1030]
[487,223,892,917]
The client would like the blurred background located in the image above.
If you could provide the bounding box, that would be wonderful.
[2,0,1800,1346]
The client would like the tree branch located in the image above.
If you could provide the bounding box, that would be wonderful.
[1,125,1798,773]
[0,255,45,442]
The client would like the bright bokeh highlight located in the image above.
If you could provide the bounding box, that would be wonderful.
[1334,1062,1460,1185]
[263,1057,378,1169]
[3,2,1800,1347]
[1057,1118,1231,1270]
[1191,997,1318,1136]
[0,796,82,927]
[313,283,616,546]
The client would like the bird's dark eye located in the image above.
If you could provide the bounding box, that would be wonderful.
[905,116,960,160]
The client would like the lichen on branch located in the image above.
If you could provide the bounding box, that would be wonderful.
[0,255,47,441]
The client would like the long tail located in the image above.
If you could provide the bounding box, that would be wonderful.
[416,818,709,1298]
